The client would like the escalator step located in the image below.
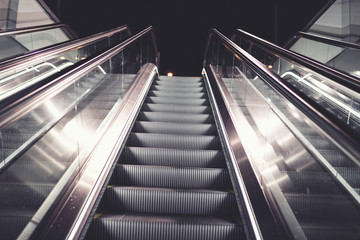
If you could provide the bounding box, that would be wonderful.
[148,90,206,99]
[0,160,69,182]
[158,76,201,82]
[127,133,221,149]
[133,121,217,135]
[113,164,231,189]
[152,85,204,92]
[0,182,54,208]
[87,213,244,240]
[103,187,237,216]
[145,96,209,105]
[142,103,211,114]
[122,147,225,167]
[137,111,214,123]
[154,80,203,88]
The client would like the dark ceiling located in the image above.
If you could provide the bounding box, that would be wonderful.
[46,0,329,76]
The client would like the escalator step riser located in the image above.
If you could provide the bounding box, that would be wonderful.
[113,165,231,189]
[158,76,202,82]
[87,215,244,240]
[145,96,209,106]
[133,121,217,135]
[142,103,211,114]
[137,112,214,123]
[149,90,206,99]
[122,147,226,167]
[128,133,221,150]
[152,85,204,92]
[103,187,237,216]
[154,81,203,88]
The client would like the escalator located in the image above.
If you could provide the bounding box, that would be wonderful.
[84,75,245,239]
[205,28,360,239]
[2,24,360,240]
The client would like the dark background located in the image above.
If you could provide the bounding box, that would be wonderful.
[45,0,329,76]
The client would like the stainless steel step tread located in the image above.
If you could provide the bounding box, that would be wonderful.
[114,164,230,189]
[122,147,225,167]
[152,85,204,93]
[138,111,214,123]
[128,133,221,150]
[133,121,216,135]
[146,96,208,105]
[142,103,211,114]
[149,90,206,99]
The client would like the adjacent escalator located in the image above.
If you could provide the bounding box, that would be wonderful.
[84,76,246,240]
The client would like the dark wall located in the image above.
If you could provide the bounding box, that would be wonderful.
[46,0,329,76]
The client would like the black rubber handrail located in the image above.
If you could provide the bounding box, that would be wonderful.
[0,24,131,73]
[233,29,360,93]
[0,23,67,37]
[296,31,360,50]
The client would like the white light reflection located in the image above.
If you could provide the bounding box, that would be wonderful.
[281,71,360,120]
[63,118,94,149]
[97,66,107,74]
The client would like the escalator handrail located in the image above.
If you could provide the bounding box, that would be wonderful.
[296,31,360,50]
[208,27,360,160]
[0,23,68,37]
[233,28,360,93]
[6,26,157,239]
[0,24,131,73]
[0,26,155,130]
[204,27,360,239]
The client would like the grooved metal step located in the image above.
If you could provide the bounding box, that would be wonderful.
[113,164,231,189]
[146,96,208,105]
[148,90,206,99]
[154,80,203,88]
[142,103,211,114]
[87,214,244,240]
[127,133,221,149]
[137,112,214,123]
[152,85,204,92]
[133,121,217,135]
[103,187,237,216]
[122,147,226,167]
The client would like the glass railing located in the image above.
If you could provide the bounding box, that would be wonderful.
[0,26,158,239]
[204,28,360,239]
[0,24,73,61]
[232,29,360,139]
[0,25,130,105]
[290,32,360,78]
